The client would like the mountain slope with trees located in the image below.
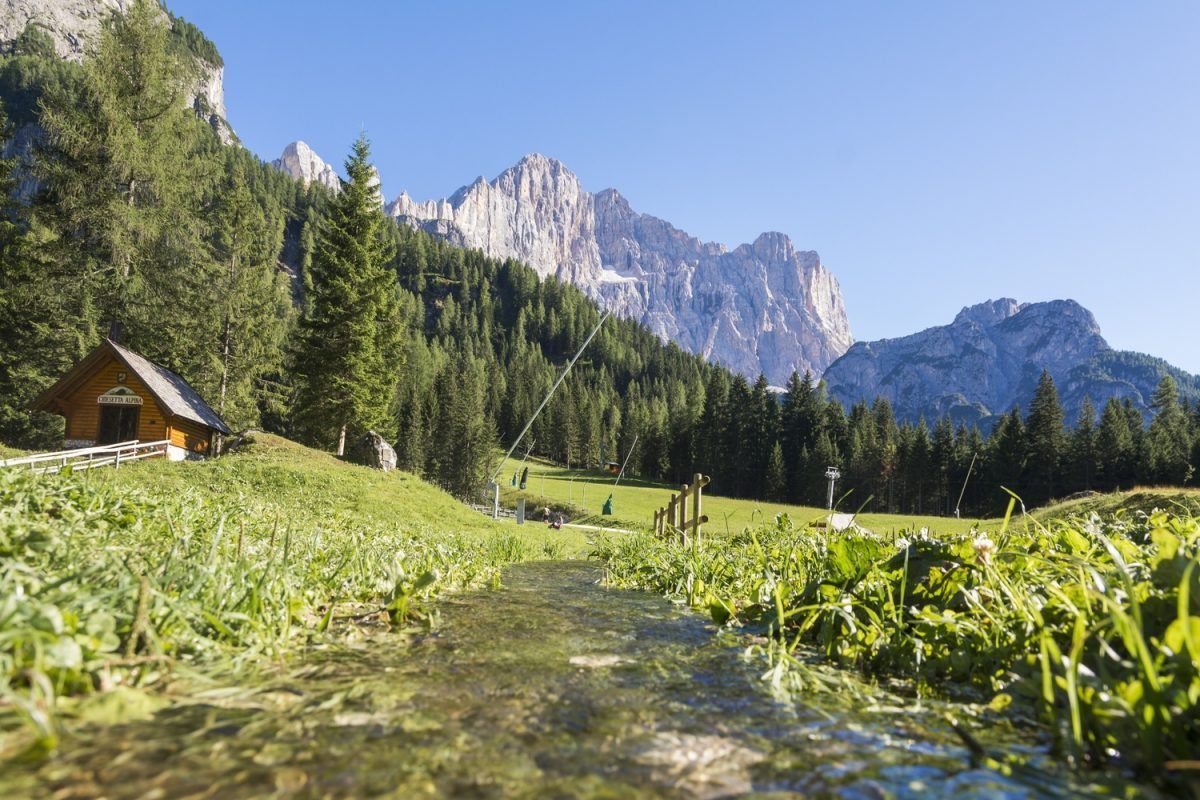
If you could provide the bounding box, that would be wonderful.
[2,1,1200,522]
[822,297,1200,427]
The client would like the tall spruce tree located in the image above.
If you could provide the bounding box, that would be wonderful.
[429,353,495,499]
[291,134,404,450]
[1024,370,1066,504]
[765,440,787,502]
[0,101,90,447]
[208,156,291,429]
[987,408,1026,508]
[1096,397,1136,490]
[1068,396,1098,491]
[1145,376,1192,485]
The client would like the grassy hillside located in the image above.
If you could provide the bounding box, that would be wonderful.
[499,456,993,537]
[99,433,586,552]
[0,433,584,760]
[1035,486,1200,522]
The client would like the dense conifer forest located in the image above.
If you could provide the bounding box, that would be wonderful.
[2,0,1198,517]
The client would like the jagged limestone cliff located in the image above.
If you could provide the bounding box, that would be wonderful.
[387,153,853,382]
[0,0,230,139]
[271,141,340,193]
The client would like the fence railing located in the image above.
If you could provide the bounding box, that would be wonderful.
[0,439,171,475]
[653,473,710,545]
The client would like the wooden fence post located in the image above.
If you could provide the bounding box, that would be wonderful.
[651,474,710,544]
[678,482,690,545]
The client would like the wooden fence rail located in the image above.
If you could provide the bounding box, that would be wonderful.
[653,473,710,546]
[0,440,170,475]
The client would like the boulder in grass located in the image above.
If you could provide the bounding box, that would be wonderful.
[351,430,397,471]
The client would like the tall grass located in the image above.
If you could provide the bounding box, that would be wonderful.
[0,465,546,758]
[594,506,1200,782]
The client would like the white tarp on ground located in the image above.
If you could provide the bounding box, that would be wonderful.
[829,513,856,532]
[829,513,876,537]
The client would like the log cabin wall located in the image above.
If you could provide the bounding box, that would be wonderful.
[63,355,170,444]
[169,417,212,454]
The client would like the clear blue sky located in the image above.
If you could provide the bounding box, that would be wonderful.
[170,0,1200,373]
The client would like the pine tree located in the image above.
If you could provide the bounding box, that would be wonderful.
[987,408,1026,509]
[1068,396,1098,492]
[429,354,495,499]
[723,376,753,495]
[0,101,93,447]
[1096,398,1135,490]
[765,440,787,501]
[746,375,779,497]
[696,369,730,486]
[1024,371,1066,504]
[208,156,291,430]
[1145,376,1192,485]
[779,370,811,498]
[291,134,404,450]
[931,417,956,514]
[904,419,933,513]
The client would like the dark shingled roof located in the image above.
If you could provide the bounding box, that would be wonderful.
[105,340,232,435]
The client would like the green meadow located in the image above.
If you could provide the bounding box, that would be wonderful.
[498,455,993,537]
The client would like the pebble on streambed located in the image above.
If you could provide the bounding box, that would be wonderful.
[568,654,632,668]
[632,732,766,799]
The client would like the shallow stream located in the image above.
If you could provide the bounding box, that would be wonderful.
[3,561,1155,798]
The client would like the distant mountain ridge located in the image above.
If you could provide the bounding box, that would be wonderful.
[821,298,1200,426]
[385,153,854,382]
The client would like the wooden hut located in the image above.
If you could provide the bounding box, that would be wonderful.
[30,339,231,460]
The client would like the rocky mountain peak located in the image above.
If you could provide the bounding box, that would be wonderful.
[953,298,1025,327]
[387,154,853,382]
[271,141,341,193]
[0,0,230,139]
[822,297,1190,426]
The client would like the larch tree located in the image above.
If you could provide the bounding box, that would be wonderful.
[291,134,404,451]
[36,0,214,347]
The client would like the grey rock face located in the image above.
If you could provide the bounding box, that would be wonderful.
[0,0,127,61]
[0,0,230,140]
[387,154,853,382]
[271,141,341,193]
[822,298,1199,426]
[351,430,397,472]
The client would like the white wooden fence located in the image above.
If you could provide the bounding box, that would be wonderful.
[0,440,170,475]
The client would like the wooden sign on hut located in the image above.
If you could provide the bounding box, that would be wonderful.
[29,339,231,460]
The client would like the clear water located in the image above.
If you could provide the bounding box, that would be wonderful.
[1,562,1155,798]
